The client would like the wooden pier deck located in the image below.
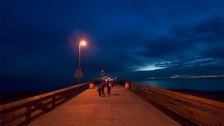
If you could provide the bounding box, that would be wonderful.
[28,85,180,126]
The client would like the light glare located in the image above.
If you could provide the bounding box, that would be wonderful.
[80,40,87,47]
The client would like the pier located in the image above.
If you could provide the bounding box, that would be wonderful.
[1,82,224,126]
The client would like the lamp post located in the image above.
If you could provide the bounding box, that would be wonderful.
[75,40,87,84]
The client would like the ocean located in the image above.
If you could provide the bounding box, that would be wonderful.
[137,78,224,92]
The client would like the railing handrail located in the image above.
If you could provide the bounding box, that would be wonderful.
[133,83,224,109]
[0,83,88,110]
[130,81,224,126]
[0,82,90,126]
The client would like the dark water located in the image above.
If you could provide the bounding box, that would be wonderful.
[0,81,77,104]
[137,78,224,92]
[0,80,77,92]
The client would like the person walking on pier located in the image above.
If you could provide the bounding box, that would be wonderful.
[101,82,105,96]
[97,84,102,96]
[107,82,112,96]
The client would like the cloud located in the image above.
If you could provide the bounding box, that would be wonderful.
[135,16,224,61]
[1,0,224,85]
[154,58,221,69]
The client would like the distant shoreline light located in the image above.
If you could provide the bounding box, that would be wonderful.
[170,75,224,79]
[146,75,224,80]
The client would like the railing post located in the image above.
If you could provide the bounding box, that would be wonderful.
[52,96,56,109]
[25,104,32,124]
[0,113,6,126]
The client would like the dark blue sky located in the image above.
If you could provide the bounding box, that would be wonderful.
[1,0,224,89]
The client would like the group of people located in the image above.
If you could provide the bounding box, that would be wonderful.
[97,81,113,96]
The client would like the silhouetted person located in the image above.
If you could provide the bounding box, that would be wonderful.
[97,84,102,96]
[107,82,112,96]
[101,82,105,96]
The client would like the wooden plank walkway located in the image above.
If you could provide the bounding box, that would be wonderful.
[29,85,181,126]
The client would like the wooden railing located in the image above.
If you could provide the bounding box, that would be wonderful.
[0,83,89,126]
[128,82,224,126]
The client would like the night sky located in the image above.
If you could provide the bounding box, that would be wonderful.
[1,0,224,90]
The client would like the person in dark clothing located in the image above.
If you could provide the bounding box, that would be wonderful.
[97,84,102,96]
[101,82,105,96]
[107,82,112,96]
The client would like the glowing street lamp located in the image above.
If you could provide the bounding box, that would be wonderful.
[80,40,87,47]
[75,40,87,84]
[78,40,87,68]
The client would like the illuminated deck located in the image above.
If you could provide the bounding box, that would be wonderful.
[28,85,180,126]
